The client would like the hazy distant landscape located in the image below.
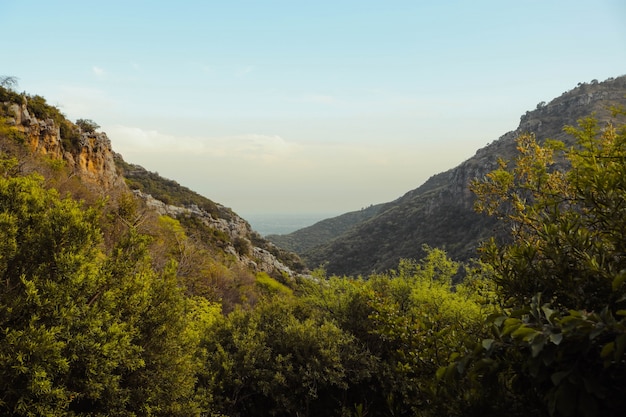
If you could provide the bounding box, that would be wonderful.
[2,1,626,416]
[244,212,339,236]
[3,67,626,417]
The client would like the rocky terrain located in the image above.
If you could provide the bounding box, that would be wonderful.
[274,76,626,276]
[1,95,301,280]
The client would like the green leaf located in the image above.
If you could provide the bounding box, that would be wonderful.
[549,332,563,345]
[531,334,546,358]
[435,366,447,381]
[502,318,522,336]
[550,371,571,386]
[589,326,604,340]
[600,342,614,358]
[511,325,538,340]
[542,305,556,323]
[482,338,495,351]
[612,269,626,291]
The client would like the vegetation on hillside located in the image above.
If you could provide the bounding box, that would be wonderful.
[444,110,626,416]
[115,157,307,275]
[115,157,225,219]
[297,76,626,276]
[1,78,625,416]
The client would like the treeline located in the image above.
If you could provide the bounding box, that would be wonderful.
[0,104,625,416]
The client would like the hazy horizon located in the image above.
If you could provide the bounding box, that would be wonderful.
[3,0,625,216]
[242,212,342,236]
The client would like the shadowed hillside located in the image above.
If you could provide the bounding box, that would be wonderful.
[292,76,626,276]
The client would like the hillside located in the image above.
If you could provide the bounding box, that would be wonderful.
[2,76,626,417]
[0,83,304,308]
[266,203,384,253]
[288,76,626,276]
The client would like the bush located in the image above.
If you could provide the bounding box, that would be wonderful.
[76,118,100,133]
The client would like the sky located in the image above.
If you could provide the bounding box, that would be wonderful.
[2,1,626,217]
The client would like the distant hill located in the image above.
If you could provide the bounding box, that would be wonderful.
[266,203,384,253]
[279,76,626,276]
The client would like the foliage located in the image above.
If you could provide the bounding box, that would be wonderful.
[76,118,100,133]
[293,249,486,417]
[59,120,82,152]
[365,248,485,416]
[25,95,64,126]
[444,111,626,417]
[0,82,22,104]
[116,157,224,218]
[0,116,26,143]
[5,82,626,416]
[200,297,372,417]
[255,272,293,297]
[0,75,19,90]
[0,169,205,416]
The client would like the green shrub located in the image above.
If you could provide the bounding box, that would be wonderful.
[76,118,100,133]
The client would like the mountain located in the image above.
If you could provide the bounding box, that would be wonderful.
[274,76,626,276]
[266,203,384,253]
[0,86,304,309]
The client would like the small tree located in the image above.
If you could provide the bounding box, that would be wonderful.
[0,75,18,89]
[445,110,626,417]
[76,118,100,133]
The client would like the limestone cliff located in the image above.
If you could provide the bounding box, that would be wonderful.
[5,100,125,190]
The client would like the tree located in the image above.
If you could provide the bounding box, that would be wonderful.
[366,248,484,416]
[0,75,18,89]
[201,296,372,417]
[0,168,204,416]
[75,118,100,133]
[0,172,133,415]
[446,111,626,417]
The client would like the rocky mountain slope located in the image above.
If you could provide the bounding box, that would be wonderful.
[0,89,302,286]
[283,76,626,276]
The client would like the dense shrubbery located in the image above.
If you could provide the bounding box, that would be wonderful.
[442,109,626,417]
[0,110,624,416]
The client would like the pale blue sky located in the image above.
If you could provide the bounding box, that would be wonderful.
[2,0,625,215]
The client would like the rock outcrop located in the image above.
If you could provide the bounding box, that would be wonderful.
[5,100,125,190]
[135,190,295,277]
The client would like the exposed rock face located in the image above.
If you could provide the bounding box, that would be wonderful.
[70,132,122,189]
[135,190,295,277]
[6,101,125,190]
[8,102,63,158]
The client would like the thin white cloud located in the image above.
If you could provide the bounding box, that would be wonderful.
[54,85,115,120]
[300,94,337,105]
[107,126,294,162]
[235,65,255,77]
[92,66,106,78]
